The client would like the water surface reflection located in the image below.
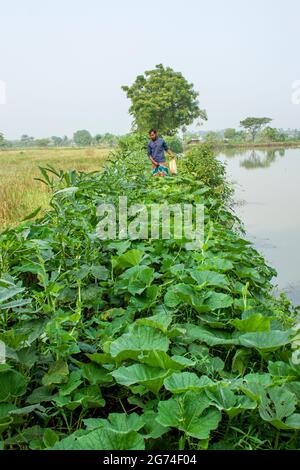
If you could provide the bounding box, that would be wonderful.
[218,147,300,305]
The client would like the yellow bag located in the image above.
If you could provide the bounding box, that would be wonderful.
[169,157,177,175]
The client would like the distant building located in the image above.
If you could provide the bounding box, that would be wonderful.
[187,138,202,145]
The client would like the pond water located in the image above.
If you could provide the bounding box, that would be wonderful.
[217,147,300,306]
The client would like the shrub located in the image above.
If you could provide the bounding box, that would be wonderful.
[178,143,233,202]
[180,143,224,185]
[118,132,148,153]
[164,135,183,154]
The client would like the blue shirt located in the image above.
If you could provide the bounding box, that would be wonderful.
[147,137,169,163]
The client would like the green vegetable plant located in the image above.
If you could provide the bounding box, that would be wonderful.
[0,134,299,450]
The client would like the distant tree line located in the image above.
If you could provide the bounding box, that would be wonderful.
[185,117,300,145]
[1,118,300,152]
[0,130,122,149]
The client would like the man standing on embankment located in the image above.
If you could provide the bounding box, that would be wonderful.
[147,129,175,176]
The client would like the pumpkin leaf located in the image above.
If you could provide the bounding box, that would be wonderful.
[109,325,169,360]
[164,372,214,394]
[157,391,221,440]
[111,363,170,394]
[259,387,300,430]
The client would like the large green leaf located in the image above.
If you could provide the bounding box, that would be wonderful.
[164,289,181,308]
[164,372,213,393]
[73,385,105,409]
[189,270,229,289]
[86,353,114,365]
[0,286,25,303]
[0,370,27,401]
[52,427,145,450]
[81,363,113,385]
[0,403,17,434]
[8,404,46,416]
[136,312,173,333]
[26,386,56,404]
[83,418,106,430]
[52,385,105,410]
[231,348,252,375]
[0,403,17,418]
[138,351,195,370]
[204,292,233,310]
[50,394,81,411]
[285,382,300,402]
[84,413,145,433]
[231,313,271,332]
[206,385,257,418]
[0,298,32,310]
[59,370,83,396]
[268,361,299,378]
[109,325,170,360]
[157,391,221,440]
[164,284,208,312]
[43,429,59,448]
[111,363,170,394]
[200,257,234,272]
[42,360,69,386]
[142,410,170,439]
[105,413,145,432]
[182,323,239,347]
[129,285,159,311]
[112,249,144,270]
[90,265,109,280]
[115,265,155,295]
[259,387,300,430]
[285,414,300,429]
[237,373,273,402]
[238,330,293,352]
[235,267,262,283]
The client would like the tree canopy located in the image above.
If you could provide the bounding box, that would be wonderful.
[261,126,286,142]
[122,64,206,135]
[224,128,237,140]
[240,117,272,142]
[51,136,64,146]
[73,129,92,147]
[20,135,35,147]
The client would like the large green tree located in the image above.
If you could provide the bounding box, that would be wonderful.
[20,134,35,147]
[240,117,272,142]
[73,129,92,147]
[62,135,70,146]
[122,64,206,135]
[51,136,64,146]
[224,128,237,140]
[261,126,286,142]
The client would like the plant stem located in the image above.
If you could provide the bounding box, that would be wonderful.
[274,429,280,449]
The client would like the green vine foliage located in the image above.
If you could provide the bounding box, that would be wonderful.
[0,135,299,450]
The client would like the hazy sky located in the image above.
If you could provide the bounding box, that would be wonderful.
[1,0,300,139]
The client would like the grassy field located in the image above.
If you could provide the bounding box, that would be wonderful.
[0,147,109,230]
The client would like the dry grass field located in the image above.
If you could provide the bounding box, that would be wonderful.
[0,147,109,230]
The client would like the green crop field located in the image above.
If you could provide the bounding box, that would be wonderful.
[0,147,109,230]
